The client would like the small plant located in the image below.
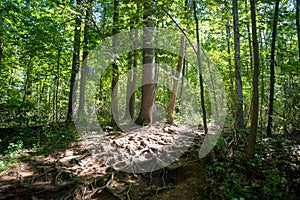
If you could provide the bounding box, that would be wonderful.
[6,140,24,158]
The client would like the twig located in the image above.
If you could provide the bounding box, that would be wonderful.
[97,172,114,192]
[126,184,131,200]
[155,185,176,195]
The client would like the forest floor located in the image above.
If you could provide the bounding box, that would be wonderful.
[0,123,208,200]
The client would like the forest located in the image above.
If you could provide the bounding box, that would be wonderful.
[0,0,299,199]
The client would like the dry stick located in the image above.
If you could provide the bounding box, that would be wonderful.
[126,184,132,200]
[99,172,115,190]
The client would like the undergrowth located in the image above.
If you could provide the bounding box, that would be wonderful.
[202,128,300,200]
[0,123,78,173]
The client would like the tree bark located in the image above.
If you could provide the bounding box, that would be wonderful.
[129,29,138,120]
[167,0,188,125]
[78,0,93,118]
[66,0,82,122]
[247,0,260,159]
[135,2,156,126]
[266,0,280,137]
[226,25,235,119]
[124,28,138,120]
[167,34,186,124]
[0,41,3,67]
[55,48,61,121]
[296,0,300,61]
[111,0,119,127]
[193,1,208,134]
[233,0,244,130]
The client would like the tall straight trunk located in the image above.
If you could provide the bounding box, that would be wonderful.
[247,0,260,159]
[129,28,138,120]
[193,1,208,134]
[135,2,156,126]
[67,0,82,122]
[111,0,119,127]
[296,0,300,61]
[233,0,244,129]
[78,0,93,117]
[267,0,280,136]
[0,41,3,66]
[55,49,61,121]
[22,59,33,104]
[125,27,138,120]
[226,24,235,119]
[245,0,253,126]
[124,5,140,121]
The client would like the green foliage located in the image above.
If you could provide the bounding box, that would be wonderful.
[0,123,78,173]
[203,130,300,199]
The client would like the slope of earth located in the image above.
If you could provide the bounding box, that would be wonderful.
[0,123,208,199]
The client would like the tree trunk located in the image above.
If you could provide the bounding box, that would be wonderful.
[247,0,260,159]
[78,0,93,118]
[167,0,188,125]
[22,59,33,104]
[296,0,300,61]
[66,0,82,122]
[124,28,138,120]
[0,41,3,66]
[124,5,140,121]
[266,0,280,137]
[167,34,186,124]
[129,29,138,120]
[226,25,235,119]
[193,1,208,134]
[55,49,61,121]
[135,2,156,126]
[111,0,119,127]
[233,0,244,130]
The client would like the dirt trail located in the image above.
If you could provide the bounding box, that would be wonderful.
[0,124,208,199]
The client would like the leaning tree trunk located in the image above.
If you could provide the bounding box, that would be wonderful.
[233,0,244,130]
[66,0,82,122]
[266,0,280,137]
[167,0,188,125]
[167,34,186,124]
[135,2,156,126]
[247,0,260,159]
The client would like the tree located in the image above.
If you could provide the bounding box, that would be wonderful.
[0,41,2,67]
[111,0,119,127]
[296,0,300,61]
[67,0,82,122]
[193,1,208,134]
[233,0,245,129]
[135,2,156,126]
[167,0,188,125]
[247,0,260,158]
[78,0,93,118]
[266,0,280,137]
[124,26,139,121]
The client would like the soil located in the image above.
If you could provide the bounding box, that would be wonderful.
[0,123,208,200]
